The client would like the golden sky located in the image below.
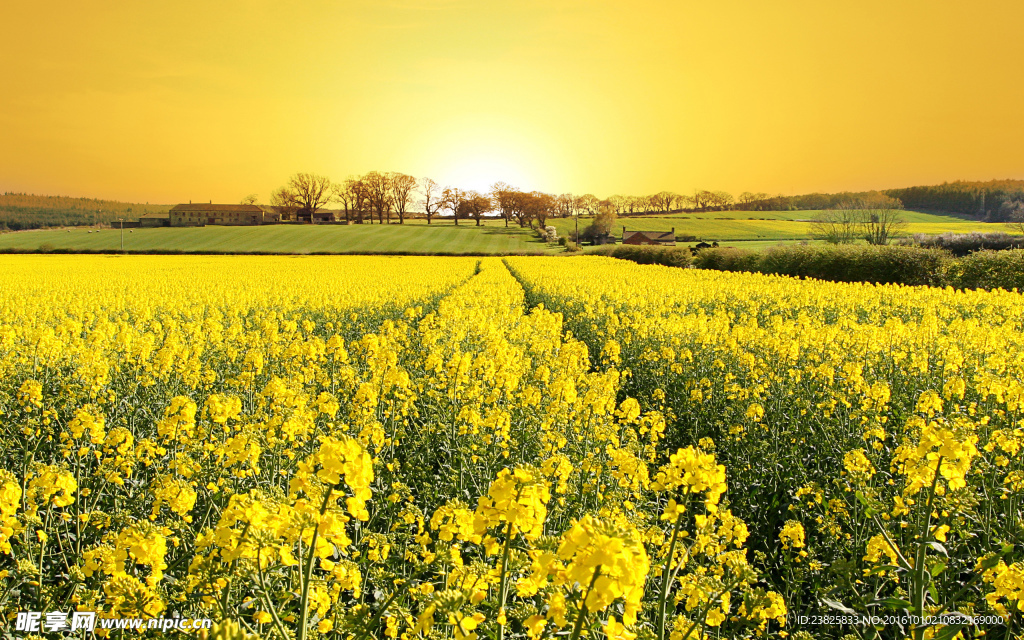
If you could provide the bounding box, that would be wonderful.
[2,0,1023,203]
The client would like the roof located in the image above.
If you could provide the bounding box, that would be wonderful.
[623,230,675,241]
[170,204,264,213]
[137,213,170,219]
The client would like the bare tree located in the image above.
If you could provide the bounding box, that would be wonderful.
[710,191,734,210]
[811,205,860,244]
[282,173,333,222]
[441,187,466,226]
[619,196,634,215]
[652,191,680,212]
[608,195,627,214]
[556,193,575,218]
[332,179,361,223]
[576,194,600,217]
[363,171,392,224]
[389,173,417,224]
[270,186,300,221]
[859,196,905,245]
[240,194,259,205]
[419,177,443,225]
[350,178,370,224]
[692,190,714,211]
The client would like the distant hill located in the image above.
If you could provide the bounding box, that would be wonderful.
[0,193,172,231]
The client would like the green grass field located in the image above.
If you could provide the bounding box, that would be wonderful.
[0,222,561,254]
[553,209,1013,242]
[634,209,978,223]
[0,209,1014,254]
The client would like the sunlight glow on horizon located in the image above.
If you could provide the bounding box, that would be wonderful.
[2,0,1023,204]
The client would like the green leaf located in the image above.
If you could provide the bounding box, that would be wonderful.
[866,564,902,576]
[870,597,911,610]
[930,624,968,640]
[926,541,948,556]
[821,598,858,616]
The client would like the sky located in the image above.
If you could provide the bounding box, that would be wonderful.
[2,0,1023,204]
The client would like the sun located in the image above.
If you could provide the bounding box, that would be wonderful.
[439,154,536,195]
[415,116,551,195]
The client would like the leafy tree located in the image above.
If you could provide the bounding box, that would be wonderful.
[461,192,493,226]
[491,182,518,228]
[579,201,618,243]
[520,191,555,228]
[1000,199,1024,234]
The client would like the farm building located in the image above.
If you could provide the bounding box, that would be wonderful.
[622,227,676,246]
[138,213,170,228]
[294,209,338,223]
[169,203,265,227]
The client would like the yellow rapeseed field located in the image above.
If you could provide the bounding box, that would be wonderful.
[1,255,1022,640]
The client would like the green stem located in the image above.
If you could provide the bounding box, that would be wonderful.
[569,566,602,640]
[256,546,293,640]
[657,510,684,640]
[497,520,514,640]
[912,457,943,640]
[678,575,745,640]
[298,485,337,640]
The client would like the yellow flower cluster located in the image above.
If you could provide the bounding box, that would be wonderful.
[779,520,806,550]
[0,471,21,555]
[652,446,727,514]
[551,515,650,626]
[473,467,550,542]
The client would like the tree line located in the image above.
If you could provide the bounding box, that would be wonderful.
[735,180,1024,219]
[266,173,750,228]
[884,180,1024,221]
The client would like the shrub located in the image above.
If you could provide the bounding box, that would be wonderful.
[899,231,1024,256]
[945,249,1024,291]
[607,245,692,268]
[691,244,951,286]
